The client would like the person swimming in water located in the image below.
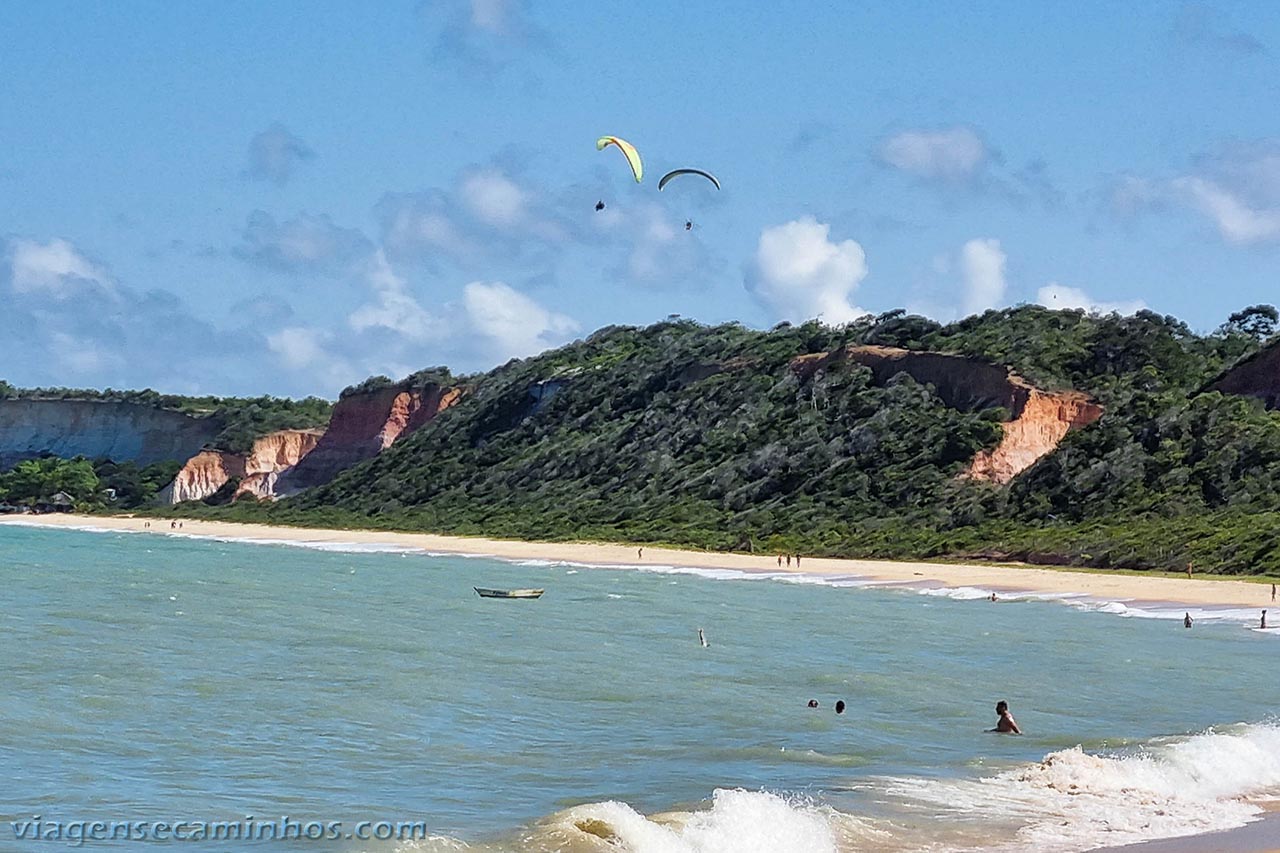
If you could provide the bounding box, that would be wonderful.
[807,699,819,708]
[991,700,1021,734]
[834,700,845,714]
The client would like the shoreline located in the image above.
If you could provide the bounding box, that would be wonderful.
[1099,811,1280,853]
[3,512,1277,611]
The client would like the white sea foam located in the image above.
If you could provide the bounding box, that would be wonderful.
[212,537,426,555]
[918,585,997,601]
[536,789,886,853]
[885,722,1280,851]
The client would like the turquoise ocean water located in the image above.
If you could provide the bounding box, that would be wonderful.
[2,522,1279,852]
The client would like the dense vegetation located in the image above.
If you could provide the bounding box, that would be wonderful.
[0,383,331,453]
[338,366,455,399]
[168,304,1280,575]
[0,456,179,509]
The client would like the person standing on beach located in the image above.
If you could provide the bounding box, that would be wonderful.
[786,555,791,567]
[1272,583,1276,602]
[777,555,782,567]
[991,701,1021,734]
[638,547,643,559]
[795,555,801,567]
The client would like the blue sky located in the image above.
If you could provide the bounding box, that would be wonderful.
[3,1,1279,397]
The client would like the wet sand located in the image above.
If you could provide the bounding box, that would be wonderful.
[1099,812,1280,853]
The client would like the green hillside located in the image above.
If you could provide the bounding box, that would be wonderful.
[192,305,1280,575]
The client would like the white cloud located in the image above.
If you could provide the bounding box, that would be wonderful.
[594,203,715,289]
[244,123,313,186]
[424,0,548,72]
[879,126,989,181]
[9,238,115,299]
[959,238,1007,316]
[379,190,478,261]
[462,281,577,361]
[266,327,330,370]
[349,252,442,344]
[266,326,359,392]
[746,217,869,324]
[1108,174,1167,217]
[1036,283,1146,316]
[460,168,529,227]
[1172,175,1280,244]
[235,211,372,274]
[378,165,569,266]
[48,330,123,375]
[469,0,510,34]
[2,236,268,393]
[1117,140,1280,245]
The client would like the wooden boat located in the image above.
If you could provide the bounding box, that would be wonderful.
[474,587,544,599]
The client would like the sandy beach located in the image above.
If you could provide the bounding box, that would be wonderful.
[3,512,1277,610]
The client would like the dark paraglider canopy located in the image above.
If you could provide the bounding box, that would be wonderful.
[658,169,721,191]
[595,200,605,211]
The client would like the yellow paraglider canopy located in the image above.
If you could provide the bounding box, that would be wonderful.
[596,136,643,183]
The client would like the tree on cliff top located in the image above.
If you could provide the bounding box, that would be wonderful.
[1219,304,1278,342]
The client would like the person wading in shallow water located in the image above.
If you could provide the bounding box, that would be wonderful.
[990,701,1021,734]
[1184,612,1193,628]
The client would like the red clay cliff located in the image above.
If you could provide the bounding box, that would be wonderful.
[792,345,1102,484]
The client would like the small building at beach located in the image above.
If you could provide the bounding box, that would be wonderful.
[37,491,76,513]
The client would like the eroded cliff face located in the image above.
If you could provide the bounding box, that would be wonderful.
[161,450,243,504]
[792,345,1102,484]
[160,429,323,504]
[276,384,462,494]
[964,391,1102,483]
[1207,342,1280,409]
[0,400,220,469]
